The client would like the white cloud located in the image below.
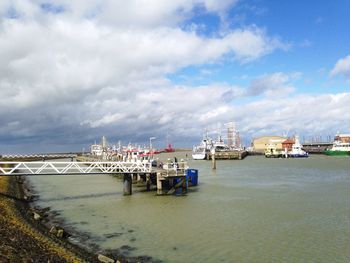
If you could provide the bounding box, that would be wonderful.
[246,72,300,97]
[0,8,285,110]
[330,54,350,83]
[237,92,350,137]
[0,0,238,27]
[0,0,312,152]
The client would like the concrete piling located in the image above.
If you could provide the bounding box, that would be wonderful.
[182,178,188,194]
[123,174,132,195]
[156,172,163,195]
[212,153,216,170]
[146,174,151,191]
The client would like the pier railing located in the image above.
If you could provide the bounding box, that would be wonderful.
[0,161,152,175]
[1,154,77,159]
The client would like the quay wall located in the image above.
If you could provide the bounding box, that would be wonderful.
[207,150,248,160]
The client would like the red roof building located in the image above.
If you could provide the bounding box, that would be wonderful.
[282,138,295,150]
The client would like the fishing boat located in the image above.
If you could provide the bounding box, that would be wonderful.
[192,124,239,160]
[192,146,206,160]
[264,144,282,158]
[90,144,103,156]
[164,143,175,153]
[288,136,309,158]
[192,137,212,160]
[324,141,350,156]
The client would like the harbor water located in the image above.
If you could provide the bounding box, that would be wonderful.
[28,154,350,262]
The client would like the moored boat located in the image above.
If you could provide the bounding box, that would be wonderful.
[324,141,350,156]
[192,137,212,160]
[192,146,206,160]
[288,136,308,158]
[264,144,282,158]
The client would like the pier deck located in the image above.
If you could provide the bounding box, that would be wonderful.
[0,159,197,196]
[207,150,248,160]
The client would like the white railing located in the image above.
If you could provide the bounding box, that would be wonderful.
[161,161,189,176]
[1,154,77,159]
[0,161,152,175]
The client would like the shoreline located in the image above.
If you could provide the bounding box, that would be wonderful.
[0,175,98,262]
[0,174,159,263]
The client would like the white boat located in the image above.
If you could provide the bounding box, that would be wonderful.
[90,144,103,156]
[192,126,238,160]
[324,141,350,156]
[192,146,206,160]
[265,144,282,158]
[192,137,212,160]
[288,136,308,158]
[213,140,230,152]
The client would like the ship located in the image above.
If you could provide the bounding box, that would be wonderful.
[324,141,350,156]
[287,136,308,158]
[192,123,241,160]
[192,138,212,160]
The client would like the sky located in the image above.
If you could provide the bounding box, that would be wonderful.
[1,0,350,153]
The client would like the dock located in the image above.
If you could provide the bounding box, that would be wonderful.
[76,155,198,195]
[302,142,332,154]
[207,150,248,160]
[0,156,198,196]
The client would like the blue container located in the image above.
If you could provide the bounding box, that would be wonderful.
[186,169,198,186]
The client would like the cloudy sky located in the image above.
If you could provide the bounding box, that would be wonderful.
[1,0,350,153]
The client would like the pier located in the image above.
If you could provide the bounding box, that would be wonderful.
[0,159,198,196]
[302,142,332,154]
[207,150,247,160]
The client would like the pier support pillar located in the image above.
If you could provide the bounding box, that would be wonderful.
[169,178,174,188]
[146,174,151,191]
[123,174,132,195]
[212,153,216,170]
[182,177,188,194]
[156,172,163,195]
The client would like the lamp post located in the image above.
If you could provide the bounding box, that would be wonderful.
[149,137,156,159]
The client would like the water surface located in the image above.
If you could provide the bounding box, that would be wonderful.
[28,154,350,262]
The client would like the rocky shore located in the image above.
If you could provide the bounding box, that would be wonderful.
[0,175,91,262]
[0,174,159,263]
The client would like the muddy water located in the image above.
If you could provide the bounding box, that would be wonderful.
[28,154,350,262]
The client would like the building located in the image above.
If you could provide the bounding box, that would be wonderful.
[282,138,295,151]
[334,133,350,143]
[252,136,286,153]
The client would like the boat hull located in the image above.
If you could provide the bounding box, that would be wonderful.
[288,154,309,158]
[192,153,206,160]
[324,150,349,156]
[265,154,282,158]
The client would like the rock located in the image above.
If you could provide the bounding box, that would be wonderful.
[49,226,57,235]
[97,254,115,263]
[56,229,64,238]
[23,195,32,201]
[42,207,50,212]
[33,212,41,220]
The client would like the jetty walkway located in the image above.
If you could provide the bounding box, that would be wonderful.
[0,158,198,196]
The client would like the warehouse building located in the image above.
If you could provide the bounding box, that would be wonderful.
[252,136,286,153]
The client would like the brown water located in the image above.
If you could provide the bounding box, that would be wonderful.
[28,154,350,262]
